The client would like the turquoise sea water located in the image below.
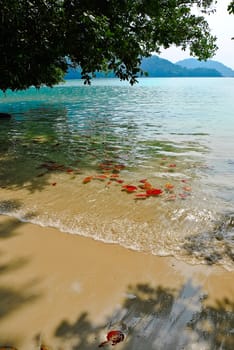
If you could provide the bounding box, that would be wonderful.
[0,78,234,270]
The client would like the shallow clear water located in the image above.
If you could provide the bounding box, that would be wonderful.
[0,78,234,270]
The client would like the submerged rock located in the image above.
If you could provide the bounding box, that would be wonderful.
[0,112,11,118]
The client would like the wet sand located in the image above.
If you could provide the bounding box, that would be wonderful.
[0,214,233,350]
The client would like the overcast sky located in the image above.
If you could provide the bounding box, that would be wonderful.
[159,0,234,69]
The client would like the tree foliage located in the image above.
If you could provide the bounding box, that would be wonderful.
[0,0,231,91]
[228,0,234,13]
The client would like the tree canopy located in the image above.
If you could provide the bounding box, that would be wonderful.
[0,0,232,91]
[228,0,234,13]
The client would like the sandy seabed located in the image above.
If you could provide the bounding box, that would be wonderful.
[0,214,233,350]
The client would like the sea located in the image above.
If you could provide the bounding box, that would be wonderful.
[0,77,234,271]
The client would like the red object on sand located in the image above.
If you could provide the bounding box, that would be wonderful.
[146,188,163,196]
[83,176,93,184]
[117,179,124,184]
[98,330,125,347]
[138,181,152,190]
[135,193,148,199]
[182,186,192,192]
[179,193,187,199]
[122,185,138,193]
[95,174,107,180]
[139,179,148,183]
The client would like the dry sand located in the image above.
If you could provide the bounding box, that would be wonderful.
[0,214,233,350]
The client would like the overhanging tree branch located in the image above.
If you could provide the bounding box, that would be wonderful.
[0,0,232,91]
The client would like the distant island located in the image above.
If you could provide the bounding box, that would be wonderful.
[176,58,234,77]
[65,56,234,80]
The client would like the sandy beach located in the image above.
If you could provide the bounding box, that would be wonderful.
[0,214,233,350]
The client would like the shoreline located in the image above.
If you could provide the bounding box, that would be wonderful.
[0,214,233,349]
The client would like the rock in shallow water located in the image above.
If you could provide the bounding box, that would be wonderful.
[0,112,11,118]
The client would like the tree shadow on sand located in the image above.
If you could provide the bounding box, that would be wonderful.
[0,212,42,346]
[0,278,41,347]
[0,203,37,239]
[0,201,25,239]
[0,257,29,275]
[0,281,40,320]
[53,280,234,350]
[0,263,41,347]
[188,297,234,350]
[183,213,234,267]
